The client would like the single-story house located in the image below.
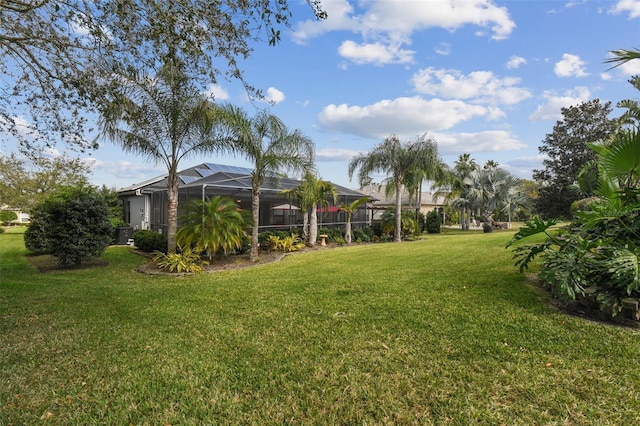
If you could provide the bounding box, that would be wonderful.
[117,163,371,235]
[357,184,447,221]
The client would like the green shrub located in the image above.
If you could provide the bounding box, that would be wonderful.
[425,210,441,234]
[318,227,342,242]
[353,227,373,242]
[134,229,168,253]
[24,204,49,254]
[43,186,113,266]
[23,186,112,264]
[152,247,204,273]
[0,227,4,234]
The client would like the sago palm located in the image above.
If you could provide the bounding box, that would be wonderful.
[176,196,248,260]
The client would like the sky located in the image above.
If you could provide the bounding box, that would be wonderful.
[4,0,640,191]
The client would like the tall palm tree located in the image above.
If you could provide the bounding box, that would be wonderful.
[340,196,369,244]
[348,134,440,242]
[227,108,314,260]
[282,172,336,245]
[437,153,478,230]
[98,60,234,253]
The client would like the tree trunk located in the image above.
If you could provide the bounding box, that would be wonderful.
[345,216,352,244]
[394,180,402,242]
[301,209,309,242]
[250,186,260,261]
[309,203,318,245]
[167,167,179,253]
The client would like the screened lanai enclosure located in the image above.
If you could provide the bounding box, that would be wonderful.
[118,163,371,235]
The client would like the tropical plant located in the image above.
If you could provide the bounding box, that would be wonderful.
[463,167,521,231]
[340,196,369,244]
[97,60,235,253]
[508,129,640,315]
[380,208,418,239]
[436,153,478,230]
[227,108,314,260]
[152,247,205,274]
[267,234,306,252]
[348,134,440,242]
[176,196,248,260]
[302,173,337,246]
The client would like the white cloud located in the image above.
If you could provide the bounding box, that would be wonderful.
[315,148,361,162]
[554,53,589,77]
[411,67,532,105]
[529,87,591,121]
[91,160,166,183]
[506,55,527,69]
[338,39,414,65]
[618,58,640,76]
[432,130,526,154]
[293,0,515,65]
[263,87,285,104]
[609,0,640,18]
[203,84,230,101]
[318,96,495,139]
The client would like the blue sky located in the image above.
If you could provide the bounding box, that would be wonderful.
[5,0,640,190]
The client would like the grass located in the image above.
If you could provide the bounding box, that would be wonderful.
[1,226,639,424]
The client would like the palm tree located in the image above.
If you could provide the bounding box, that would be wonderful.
[437,153,478,230]
[303,173,338,246]
[227,108,314,260]
[176,196,248,260]
[97,61,234,253]
[605,48,640,69]
[463,167,521,231]
[340,196,369,244]
[348,134,440,242]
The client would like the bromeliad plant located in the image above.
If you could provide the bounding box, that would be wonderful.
[152,246,205,274]
[507,129,640,315]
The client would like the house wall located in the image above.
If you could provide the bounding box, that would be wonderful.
[122,195,150,230]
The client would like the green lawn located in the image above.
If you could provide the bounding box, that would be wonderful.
[1,227,639,424]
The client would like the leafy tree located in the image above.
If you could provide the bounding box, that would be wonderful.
[176,196,248,260]
[2,0,326,154]
[227,108,314,260]
[25,186,113,265]
[532,99,617,219]
[340,197,369,244]
[349,134,440,242]
[97,61,236,253]
[0,153,91,211]
[0,210,17,225]
[96,185,125,228]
